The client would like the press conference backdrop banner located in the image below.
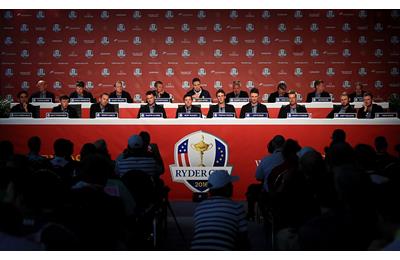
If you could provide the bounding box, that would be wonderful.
[1,9,400,102]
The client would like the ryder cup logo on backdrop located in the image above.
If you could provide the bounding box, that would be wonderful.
[100,10,109,20]
[182,81,190,89]
[326,68,335,76]
[246,23,254,32]
[230,10,238,19]
[53,81,62,89]
[134,94,142,102]
[391,36,399,45]
[69,36,77,46]
[326,36,335,45]
[166,68,174,77]
[294,67,303,77]
[37,36,45,46]
[326,10,335,19]
[53,49,62,59]
[375,80,384,89]
[169,131,233,193]
[198,68,206,76]
[21,50,29,59]
[359,10,368,18]
[5,68,13,77]
[132,10,141,20]
[21,81,29,90]
[149,23,157,32]
[182,23,190,32]
[374,23,384,32]
[85,49,94,58]
[70,68,78,77]
[165,10,174,19]
[310,23,319,32]
[310,49,319,57]
[294,36,303,45]
[101,68,110,77]
[4,36,13,45]
[230,67,238,77]
[198,36,206,45]
[278,23,286,32]
[149,49,158,58]
[117,23,125,32]
[20,24,29,32]
[36,10,45,20]
[342,81,351,89]
[182,49,191,58]
[262,10,271,19]
[246,49,255,58]
[214,49,223,58]
[342,23,351,32]
[37,68,45,77]
[133,36,141,45]
[342,49,351,57]
[391,67,400,76]
[358,67,367,76]
[214,23,222,32]
[230,36,239,45]
[68,10,78,20]
[358,36,367,45]
[165,36,174,45]
[262,36,271,45]
[214,81,222,89]
[246,81,255,89]
[375,49,383,58]
[87,81,94,89]
[3,10,13,20]
[134,68,142,77]
[262,67,271,77]
[294,10,303,19]
[53,24,61,32]
[278,49,287,57]
[117,49,126,58]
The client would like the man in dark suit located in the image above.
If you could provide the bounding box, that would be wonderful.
[327,92,356,118]
[29,80,55,102]
[240,88,268,118]
[226,80,249,103]
[207,89,236,118]
[357,92,384,119]
[152,80,171,99]
[137,91,167,118]
[175,94,202,118]
[90,93,115,118]
[109,80,133,103]
[278,90,307,118]
[51,95,79,118]
[10,91,39,118]
[267,82,289,103]
[69,81,96,102]
[349,82,366,102]
[306,80,331,102]
[185,77,211,99]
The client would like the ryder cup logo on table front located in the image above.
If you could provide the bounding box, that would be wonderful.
[170,131,233,193]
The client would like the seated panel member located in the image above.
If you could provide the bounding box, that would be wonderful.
[51,95,79,118]
[326,92,356,118]
[11,91,38,117]
[90,93,115,118]
[153,80,171,99]
[109,80,133,103]
[267,82,289,103]
[349,82,366,102]
[137,91,167,118]
[306,80,331,102]
[175,94,202,118]
[239,88,268,118]
[278,90,307,118]
[357,92,384,119]
[207,89,236,118]
[185,77,211,99]
[29,80,55,102]
[226,80,249,103]
[69,81,96,102]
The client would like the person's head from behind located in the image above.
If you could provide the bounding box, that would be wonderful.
[375,136,388,153]
[331,129,346,144]
[145,90,155,106]
[93,139,109,157]
[277,82,287,96]
[288,90,297,106]
[80,143,97,161]
[28,136,41,154]
[154,80,164,93]
[363,92,373,107]
[17,91,29,105]
[139,131,151,148]
[99,93,109,107]
[340,92,350,107]
[114,80,123,94]
[53,138,73,159]
[183,94,193,107]
[314,80,325,93]
[267,135,285,154]
[354,144,376,171]
[80,154,113,186]
[328,142,355,168]
[232,80,241,95]
[207,170,239,198]
[0,140,14,161]
[127,134,144,153]
[282,139,301,161]
[249,88,259,105]
[75,81,85,95]
[59,95,70,109]
[192,77,201,92]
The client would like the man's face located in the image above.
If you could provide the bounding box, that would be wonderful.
[76,86,84,95]
[146,94,155,106]
[316,83,325,93]
[289,93,297,106]
[184,96,192,107]
[156,83,164,93]
[250,93,259,105]
[37,80,47,92]
[363,95,372,107]
[233,84,240,95]
[193,81,201,92]
[18,93,28,104]
[355,84,363,95]
[217,92,226,104]
[61,99,69,109]
[115,83,123,94]
[278,87,286,96]
[100,95,109,106]
[340,95,349,107]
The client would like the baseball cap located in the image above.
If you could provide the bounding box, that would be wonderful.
[128,135,143,149]
[207,170,239,190]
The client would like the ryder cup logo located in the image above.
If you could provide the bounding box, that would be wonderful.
[132,10,141,20]
[374,23,384,32]
[342,49,351,57]
[375,80,384,89]
[169,131,233,193]
[198,68,206,76]
[262,36,271,45]
[214,23,222,32]
[69,36,77,46]
[68,10,78,20]
[294,36,303,45]
[3,10,13,20]
[20,24,29,32]
[149,23,157,32]
[4,36,13,45]
[214,81,222,89]
[391,36,399,45]
[101,36,110,45]
[21,81,29,90]
[182,23,190,32]
[36,10,45,20]
[182,81,190,89]
[310,49,319,57]
[165,10,174,19]
[262,67,271,77]
[87,81,94,89]
[391,10,400,19]
[134,94,142,103]
[53,49,62,59]
[358,36,367,45]
[197,10,206,19]
[230,10,238,19]
[214,49,223,58]
[149,49,158,58]
[198,36,206,45]
[70,68,78,77]
[375,49,383,58]
[37,36,45,46]
[326,36,335,45]
[326,67,335,76]
[358,67,367,76]
[359,10,368,18]
[85,49,94,58]
[21,50,29,59]
[37,68,45,77]
[230,36,239,45]
[134,68,142,77]
[246,23,254,32]
[278,49,287,57]
[101,68,110,77]
[150,81,156,89]
[294,67,303,77]
[278,23,286,32]
[133,36,141,45]
[246,81,255,89]
[166,68,174,77]
[165,36,174,45]
[53,24,61,32]
[262,10,271,19]
[117,23,125,32]
[391,67,400,76]
[117,49,126,58]
[310,23,319,32]
[5,68,13,77]
[53,81,62,89]
[100,10,109,20]
[230,68,238,77]
[246,49,255,58]
[326,10,335,19]
[342,23,351,32]
[182,49,191,58]
[294,10,303,19]
[342,81,351,89]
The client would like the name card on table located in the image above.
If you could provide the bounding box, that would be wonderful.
[334,113,357,118]
[155,98,171,103]
[95,112,119,118]
[375,112,398,118]
[230,98,249,102]
[287,113,311,118]
[178,113,202,118]
[213,112,235,118]
[32,98,52,103]
[353,97,364,102]
[245,113,268,118]
[9,112,32,118]
[70,98,91,103]
[276,97,289,102]
[46,112,69,118]
[193,98,211,103]
[312,97,332,102]
[109,98,127,103]
[140,113,163,118]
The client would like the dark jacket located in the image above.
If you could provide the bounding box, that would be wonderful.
[109,90,133,103]
[268,91,289,103]
[349,91,366,102]
[69,90,96,103]
[357,104,384,119]
[90,103,116,118]
[306,91,330,102]
[226,90,249,103]
[326,105,356,118]
[29,91,55,103]
[207,104,236,118]
[175,105,202,118]
[185,88,211,99]
[239,103,268,118]
[137,104,167,118]
[51,105,79,118]
[278,104,308,118]
[10,103,39,118]
[153,91,171,99]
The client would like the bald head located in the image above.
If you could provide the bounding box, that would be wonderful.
[37,80,48,92]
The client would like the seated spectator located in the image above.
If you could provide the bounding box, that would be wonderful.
[27,136,46,162]
[191,170,248,250]
[50,138,76,186]
[93,139,112,162]
[0,140,14,167]
[374,136,397,170]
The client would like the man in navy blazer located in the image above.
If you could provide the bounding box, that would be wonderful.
[327,92,356,118]
[109,80,133,103]
[357,92,384,119]
[137,91,167,118]
[29,80,55,102]
[239,88,268,118]
[175,94,202,118]
[69,81,96,103]
[90,93,115,118]
[207,89,236,118]
[278,90,307,118]
[185,77,211,99]
[306,80,331,102]
[226,80,249,103]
